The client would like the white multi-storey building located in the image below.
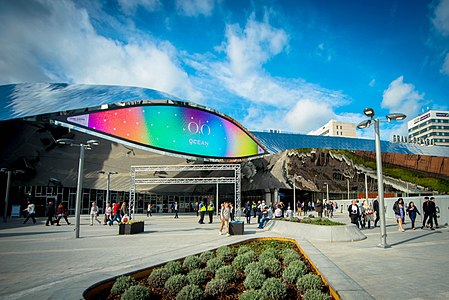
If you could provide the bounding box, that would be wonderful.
[407,110,449,147]
[308,120,356,138]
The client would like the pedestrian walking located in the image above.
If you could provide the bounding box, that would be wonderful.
[90,202,102,225]
[147,203,152,217]
[428,197,439,229]
[244,201,251,224]
[373,197,380,227]
[348,200,360,228]
[104,203,112,225]
[198,200,206,224]
[23,200,36,224]
[421,196,432,229]
[229,203,234,221]
[219,202,230,236]
[55,203,71,225]
[194,201,199,217]
[207,200,214,223]
[406,201,420,230]
[362,200,374,229]
[45,201,55,226]
[171,201,179,218]
[393,198,405,232]
[315,199,323,217]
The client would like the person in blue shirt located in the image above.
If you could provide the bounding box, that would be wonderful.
[406,201,421,230]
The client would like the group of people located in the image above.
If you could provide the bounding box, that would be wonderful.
[348,199,378,229]
[348,196,440,232]
[393,196,439,231]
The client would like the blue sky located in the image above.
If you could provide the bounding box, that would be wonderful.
[1,0,448,140]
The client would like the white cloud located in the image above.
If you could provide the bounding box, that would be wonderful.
[442,52,449,75]
[381,76,425,118]
[368,79,376,87]
[117,0,161,15]
[433,0,449,36]
[176,0,215,17]
[0,0,201,100]
[285,99,335,133]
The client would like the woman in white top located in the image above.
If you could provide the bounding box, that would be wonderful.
[274,205,283,218]
[90,202,102,225]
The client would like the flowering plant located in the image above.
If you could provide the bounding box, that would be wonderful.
[120,220,144,225]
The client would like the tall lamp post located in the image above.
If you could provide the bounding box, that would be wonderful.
[1,168,24,222]
[291,174,302,214]
[98,171,118,207]
[324,182,329,204]
[357,108,406,248]
[56,139,99,238]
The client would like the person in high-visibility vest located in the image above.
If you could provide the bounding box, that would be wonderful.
[198,200,206,224]
[207,200,215,224]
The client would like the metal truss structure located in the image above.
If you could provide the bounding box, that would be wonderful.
[129,164,241,219]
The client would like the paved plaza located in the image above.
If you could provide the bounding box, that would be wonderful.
[0,212,448,300]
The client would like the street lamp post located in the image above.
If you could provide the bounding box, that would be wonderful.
[357,108,406,248]
[364,173,368,201]
[291,174,301,215]
[324,182,329,204]
[57,139,99,239]
[1,168,24,222]
[347,178,350,200]
[98,171,118,207]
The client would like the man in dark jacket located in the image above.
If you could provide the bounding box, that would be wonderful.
[373,197,380,227]
[421,197,432,229]
[428,197,439,229]
[45,201,55,226]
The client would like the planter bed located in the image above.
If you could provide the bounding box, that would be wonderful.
[84,238,337,300]
[119,222,144,235]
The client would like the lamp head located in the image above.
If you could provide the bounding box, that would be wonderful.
[363,108,375,118]
[86,139,100,146]
[357,119,372,129]
[110,171,118,175]
[56,138,75,145]
[98,170,106,174]
[386,113,407,122]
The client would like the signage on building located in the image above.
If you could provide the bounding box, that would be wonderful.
[60,103,267,160]
[436,112,449,118]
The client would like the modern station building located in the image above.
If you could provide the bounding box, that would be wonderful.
[1,83,448,217]
[308,120,356,138]
[407,110,449,147]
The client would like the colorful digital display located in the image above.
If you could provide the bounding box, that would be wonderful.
[64,104,266,159]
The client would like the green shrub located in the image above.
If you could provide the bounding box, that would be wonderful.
[282,249,301,266]
[259,248,278,262]
[147,268,171,288]
[110,275,136,295]
[303,289,331,300]
[215,265,237,283]
[183,255,201,270]
[216,246,234,262]
[165,261,183,276]
[236,245,252,256]
[165,274,188,297]
[238,289,264,300]
[282,260,307,284]
[205,257,224,274]
[264,257,282,276]
[121,285,150,300]
[290,216,300,222]
[297,273,323,292]
[232,251,257,271]
[261,277,287,300]
[176,284,203,300]
[204,278,227,297]
[244,261,265,276]
[186,269,207,286]
[243,271,266,290]
[199,251,214,264]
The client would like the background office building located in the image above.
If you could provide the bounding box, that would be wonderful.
[308,120,356,138]
[407,110,449,147]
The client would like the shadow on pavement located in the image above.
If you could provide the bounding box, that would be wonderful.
[390,230,442,246]
[0,231,63,237]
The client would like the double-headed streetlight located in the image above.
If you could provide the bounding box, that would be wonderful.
[98,171,118,207]
[56,138,99,238]
[323,182,330,204]
[357,108,406,248]
[1,168,24,222]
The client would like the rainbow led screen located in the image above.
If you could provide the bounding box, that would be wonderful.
[63,104,266,159]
